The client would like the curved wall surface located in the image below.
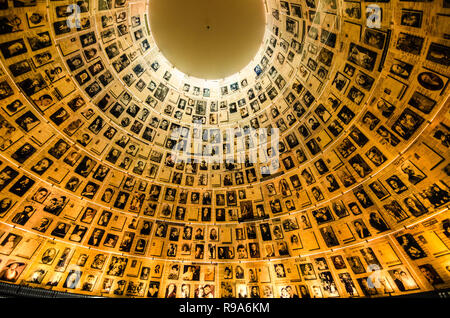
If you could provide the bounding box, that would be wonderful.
[0,0,448,298]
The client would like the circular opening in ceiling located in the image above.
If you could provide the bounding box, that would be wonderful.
[149,0,266,80]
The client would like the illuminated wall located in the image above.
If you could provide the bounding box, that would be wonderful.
[0,0,448,298]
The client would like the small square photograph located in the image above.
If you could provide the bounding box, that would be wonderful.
[400,9,423,28]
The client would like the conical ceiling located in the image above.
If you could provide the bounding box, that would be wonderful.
[0,0,448,299]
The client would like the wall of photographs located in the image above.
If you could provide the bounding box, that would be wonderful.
[0,0,448,298]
